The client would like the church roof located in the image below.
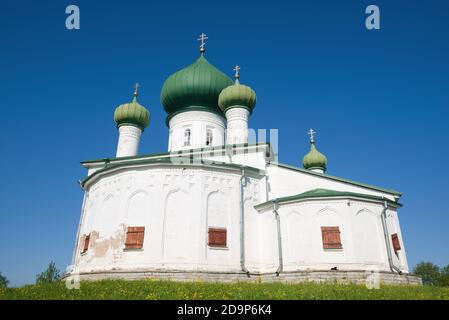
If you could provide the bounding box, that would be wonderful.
[114,91,150,130]
[81,142,273,165]
[160,54,233,122]
[79,143,401,197]
[302,142,327,171]
[80,155,264,189]
[255,188,402,210]
[272,162,402,197]
[218,77,257,114]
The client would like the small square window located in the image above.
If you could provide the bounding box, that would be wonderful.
[321,226,343,249]
[125,226,145,250]
[81,234,90,254]
[208,227,227,247]
[391,233,401,252]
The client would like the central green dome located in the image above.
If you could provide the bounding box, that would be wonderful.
[160,54,233,119]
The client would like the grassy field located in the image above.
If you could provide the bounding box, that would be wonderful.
[1,280,448,300]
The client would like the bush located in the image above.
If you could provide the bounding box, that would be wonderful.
[413,262,449,286]
[36,262,61,285]
[0,272,9,288]
[440,265,449,287]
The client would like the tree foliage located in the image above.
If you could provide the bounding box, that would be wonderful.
[413,262,445,286]
[36,262,61,285]
[0,272,9,288]
[440,265,449,287]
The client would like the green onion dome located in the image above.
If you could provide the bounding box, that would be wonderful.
[160,54,234,119]
[114,92,150,131]
[303,142,327,172]
[218,78,257,114]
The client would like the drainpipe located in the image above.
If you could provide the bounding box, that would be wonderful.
[273,200,283,276]
[240,167,250,276]
[264,162,270,202]
[381,199,402,274]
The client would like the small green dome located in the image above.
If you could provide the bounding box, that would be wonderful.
[160,54,234,119]
[114,94,150,130]
[218,79,257,114]
[303,143,327,171]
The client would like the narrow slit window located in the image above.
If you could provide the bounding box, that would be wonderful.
[321,226,343,249]
[125,226,145,250]
[206,129,213,146]
[184,129,191,146]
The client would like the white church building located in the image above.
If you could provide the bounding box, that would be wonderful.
[67,36,421,285]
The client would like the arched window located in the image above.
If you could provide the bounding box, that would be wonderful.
[206,129,213,146]
[184,128,191,146]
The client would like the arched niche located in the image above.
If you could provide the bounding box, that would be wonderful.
[206,190,228,228]
[126,190,151,226]
[162,189,192,259]
[98,194,117,236]
[282,209,307,264]
[353,208,383,263]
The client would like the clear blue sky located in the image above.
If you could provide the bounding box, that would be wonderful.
[0,0,448,287]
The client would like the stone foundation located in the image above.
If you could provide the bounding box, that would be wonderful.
[70,270,422,286]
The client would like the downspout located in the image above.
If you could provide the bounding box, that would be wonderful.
[381,199,402,274]
[273,200,283,276]
[264,162,270,202]
[240,167,250,276]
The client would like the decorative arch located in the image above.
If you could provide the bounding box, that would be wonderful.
[356,207,377,216]
[162,188,192,259]
[125,190,151,226]
[98,194,117,235]
[353,207,383,263]
[206,190,228,228]
[317,205,341,217]
[283,209,307,263]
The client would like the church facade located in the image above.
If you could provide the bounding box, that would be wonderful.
[67,37,421,285]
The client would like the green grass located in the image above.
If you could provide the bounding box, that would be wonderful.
[1,280,448,300]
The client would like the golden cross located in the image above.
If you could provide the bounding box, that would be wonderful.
[233,65,241,79]
[307,128,316,143]
[197,32,208,53]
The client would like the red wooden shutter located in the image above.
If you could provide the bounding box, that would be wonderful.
[321,226,343,249]
[82,234,90,253]
[208,227,227,247]
[391,233,401,252]
[125,226,145,249]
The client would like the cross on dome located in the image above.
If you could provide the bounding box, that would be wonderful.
[133,83,140,97]
[307,128,316,144]
[233,65,241,79]
[197,32,208,53]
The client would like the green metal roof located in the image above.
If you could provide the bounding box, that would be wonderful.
[273,162,402,196]
[160,54,233,119]
[79,143,400,197]
[218,79,257,114]
[81,142,273,165]
[255,188,401,210]
[302,143,327,171]
[114,95,150,130]
[80,157,264,189]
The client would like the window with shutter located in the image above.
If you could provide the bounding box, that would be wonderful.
[321,226,343,249]
[81,234,90,254]
[208,227,227,247]
[125,226,145,250]
[391,233,401,252]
